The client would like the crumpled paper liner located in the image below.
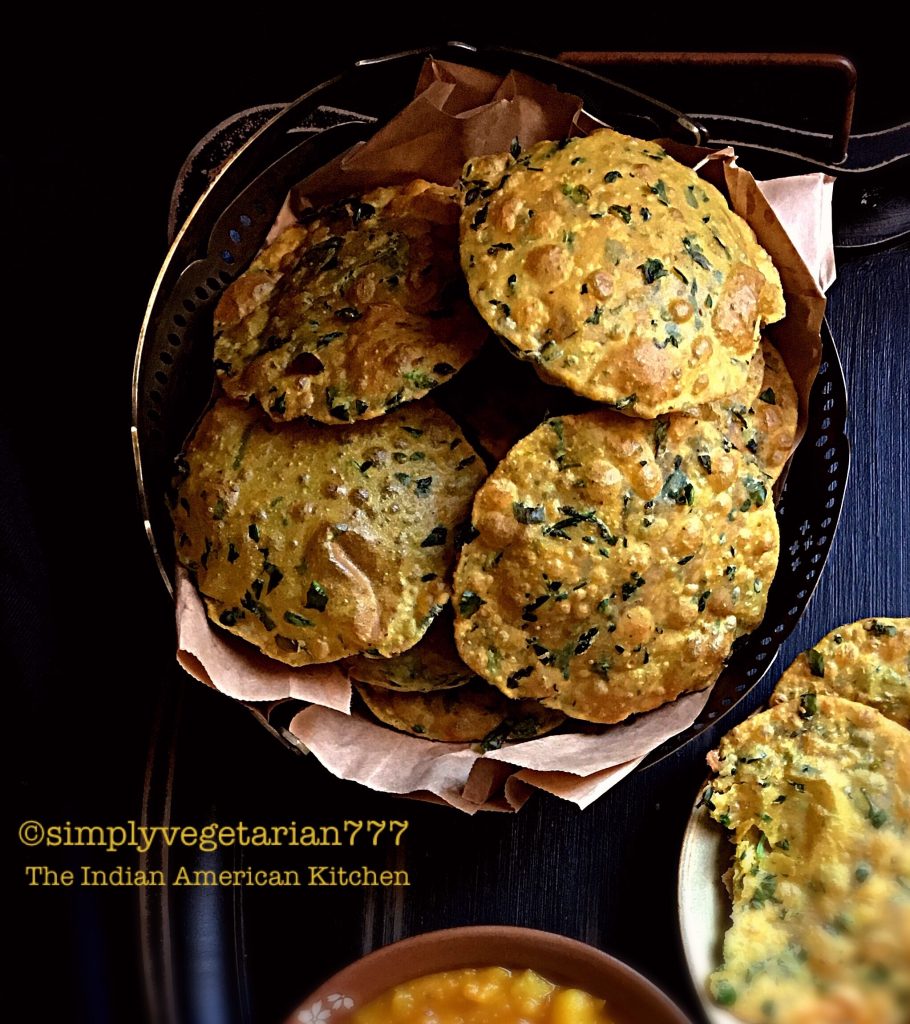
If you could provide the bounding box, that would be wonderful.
[287,61,585,206]
[175,58,833,813]
[176,566,350,712]
[286,688,710,814]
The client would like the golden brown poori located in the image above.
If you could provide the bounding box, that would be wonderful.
[706,696,910,1024]
[453,411,780,723]
[172,398,486,666]
[459,129,785,417]
[356,679,565,745]
[214,180,488,424]
[771,617,909,727]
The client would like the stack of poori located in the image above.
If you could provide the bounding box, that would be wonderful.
[705,617,910,1024]
[172,126,800,746]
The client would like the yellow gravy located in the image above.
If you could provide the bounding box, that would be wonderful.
[352,967,616,1024]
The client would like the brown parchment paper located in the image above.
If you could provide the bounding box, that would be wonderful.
[287,61,585,204]
[175,58,833,813]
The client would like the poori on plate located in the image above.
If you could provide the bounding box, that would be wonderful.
[771,617,910,727]
[453,410,780,724]
[459,128,785,418]
[356,679,564,745]
[171,397,486,666]
[214,180,488,424]
[705,695,910,1024]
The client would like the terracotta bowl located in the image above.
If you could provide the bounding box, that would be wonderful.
[287,925,692,1024]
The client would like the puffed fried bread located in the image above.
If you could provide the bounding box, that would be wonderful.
[453,410,780,723]
[771,617,909,727]
[215,181,487,424]
[356,679,564,745]
[172,398,486,665]
[459,128,785,417]
[706,695,910,1024]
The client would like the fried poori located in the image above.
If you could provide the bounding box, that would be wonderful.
[343,611,476,693]
[356,679,564,745]
[172,398,486,666]
[214,180,488,424]
[693,340,798,484]
[771,617,909,727]
[453,411,780,723]
[459,129,785,417]
[706,696,910,1024]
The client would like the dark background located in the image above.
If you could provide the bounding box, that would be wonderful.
[6,25,908,1024]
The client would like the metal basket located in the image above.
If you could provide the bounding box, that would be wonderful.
[131,42,849,770]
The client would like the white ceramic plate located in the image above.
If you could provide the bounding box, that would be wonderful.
[677,781,739,1024]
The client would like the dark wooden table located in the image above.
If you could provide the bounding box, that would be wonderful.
[8,32,908,1024]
